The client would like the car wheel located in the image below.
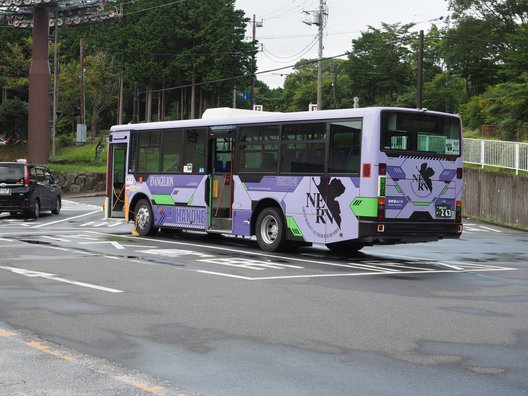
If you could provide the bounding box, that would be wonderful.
[31,199,40,219]
[51,196,61,215]
[255,207,287,252]
[134,199,156,236]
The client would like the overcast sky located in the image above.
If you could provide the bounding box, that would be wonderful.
[235,0,452,88]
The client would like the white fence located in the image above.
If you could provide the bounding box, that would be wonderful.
[463,138,528,175]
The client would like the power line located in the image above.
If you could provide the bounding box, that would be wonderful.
[119,0,187,17]
[262,35,318,62]
[139,52,349,95]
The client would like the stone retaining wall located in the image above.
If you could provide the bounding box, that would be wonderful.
[57,172,106,194]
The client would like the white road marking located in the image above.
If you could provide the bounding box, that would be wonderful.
[375,262,435,271]
[136,249,214,259]
[344,262,400,272]
[195,270,252,280]
[31,210,101,228]
[78,241,156,250]
[199,257,304,271]
[88,231,517,279]
[480,225,502,233]
[61,199,101,210]
[0,265,123,293]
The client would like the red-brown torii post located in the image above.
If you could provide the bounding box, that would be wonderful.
[28,6,51,164]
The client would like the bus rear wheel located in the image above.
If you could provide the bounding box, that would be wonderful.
[134,199,156,236]
[256,207,287,252]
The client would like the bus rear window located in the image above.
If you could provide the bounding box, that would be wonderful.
[381,111,461,156]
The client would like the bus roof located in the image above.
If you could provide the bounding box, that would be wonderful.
[110,107,457,133]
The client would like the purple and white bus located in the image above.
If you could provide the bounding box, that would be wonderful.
[105,107,463,252]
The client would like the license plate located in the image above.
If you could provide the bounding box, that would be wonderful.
[0,188,11,195]
[435,205,452,218]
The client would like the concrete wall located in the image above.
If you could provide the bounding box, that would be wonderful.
[463,168,528,230]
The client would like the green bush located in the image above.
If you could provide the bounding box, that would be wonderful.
[57,134,76,147]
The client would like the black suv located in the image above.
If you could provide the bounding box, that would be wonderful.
[0,160,61,219]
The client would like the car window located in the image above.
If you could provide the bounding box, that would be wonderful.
[36,167,45,181]
[0,164,24,183]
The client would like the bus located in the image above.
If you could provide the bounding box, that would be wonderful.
[105,107,463,252]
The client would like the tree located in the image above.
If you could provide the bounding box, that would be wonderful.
[281,60,318,111]
[448,0,527,26]
[63,0,257,120]
[344,23,417,106]
[440,17,501,97]
[84,52,119,138]
[0,38,32,100]
[423,72,468,113]
[459,74,528,139]
[0,98,28,139]
[501,23,528,81]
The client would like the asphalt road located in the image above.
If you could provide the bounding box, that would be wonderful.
[0,196,527,395]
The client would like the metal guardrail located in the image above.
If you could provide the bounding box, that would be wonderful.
[463,138,528,175]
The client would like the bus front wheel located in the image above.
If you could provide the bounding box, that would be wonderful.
[256,207,287,252]
[134,199,156,236]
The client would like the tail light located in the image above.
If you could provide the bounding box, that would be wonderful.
[23,165,30,185]
[379,163,387,176]
[455,200,462,223]
[377,197,385,221]
[457,168,463,179]
[362,163,371,178]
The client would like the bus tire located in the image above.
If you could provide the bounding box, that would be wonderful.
[134,199,156,236]
[256,207,287,252]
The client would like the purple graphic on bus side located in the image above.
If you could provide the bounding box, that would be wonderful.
[439,169,457,182]
[387,166,406,180]
[244,176,303,192]
[145,174,204,195]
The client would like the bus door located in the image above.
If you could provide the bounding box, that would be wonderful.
[107,143,127,218]
[208,127,235,232]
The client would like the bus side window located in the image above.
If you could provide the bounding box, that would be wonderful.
[329,120,362,174]
[183,128,206,173]
[162,129,182,172]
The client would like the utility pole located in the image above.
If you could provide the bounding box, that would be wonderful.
[78,37,87,143]
[317,0,325,110]
[303,0,327,110]
[79,38,85,125]
[117,70,124,124]
[250,14,262,108]
[416,30,424,109]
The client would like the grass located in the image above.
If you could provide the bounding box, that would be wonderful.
[51,143,107,173]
